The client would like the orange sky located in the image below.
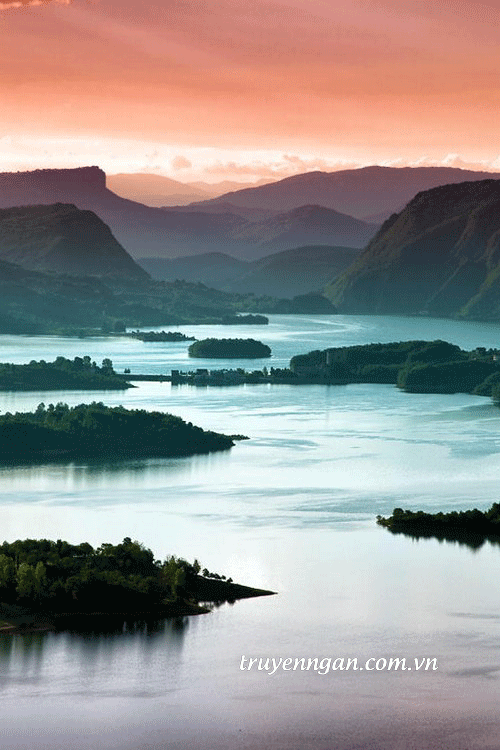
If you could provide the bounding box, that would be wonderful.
[1,0,499,181]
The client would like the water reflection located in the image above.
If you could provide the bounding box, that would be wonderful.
[0,450,228,493]
[0,616,191,697]
[380,525,500,551]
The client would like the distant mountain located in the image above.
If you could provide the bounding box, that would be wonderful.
[139,252,249,288]
[107,173,210,207]
[170,201,277,221]
[325,179,500,320]
[139,244,360,299]
[188,178,276,196]
[0,203,148,280]
[192,166,500,219]
[225,245,360,298]
[232,205,377,257]
[106,174,276,207]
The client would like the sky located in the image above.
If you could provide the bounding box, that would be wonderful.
[0,0,499,182]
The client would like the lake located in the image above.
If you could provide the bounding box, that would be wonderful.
[2,314,500,749]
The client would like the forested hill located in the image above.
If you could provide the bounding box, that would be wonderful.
[0,203,148,280]
[0,402,234,461]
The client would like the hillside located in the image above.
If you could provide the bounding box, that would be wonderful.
[0,203,148,280]
[193,166,500,219]
[225,245,360,297]
[139,252,249,288]
[325,179,500,319]
[139,245,359,298]
[0,256,282,334]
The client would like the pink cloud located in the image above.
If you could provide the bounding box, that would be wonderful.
[0,0,71,8]
[172,156,192,171]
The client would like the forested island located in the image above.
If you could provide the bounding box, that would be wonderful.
[377,504,500,549]
[127,330,196,342]
[0,537,274,633]
[0,356,131,391]
[188,338,272,358]
[289,339,500,398]
[0,402,235,462]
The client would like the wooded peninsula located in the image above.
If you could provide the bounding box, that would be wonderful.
[0,537,274,633]
[289,339,500,400]
[377,503,500,534]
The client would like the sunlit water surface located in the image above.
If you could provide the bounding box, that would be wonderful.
[2,315,500,749]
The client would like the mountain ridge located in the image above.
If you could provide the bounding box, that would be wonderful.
[325,178,500,319]
[191,166,500,219]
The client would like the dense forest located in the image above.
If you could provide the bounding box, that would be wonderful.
[0,402,234,461]
[188,338,272,358]
[0,537,273,630]
[0,356,131,391]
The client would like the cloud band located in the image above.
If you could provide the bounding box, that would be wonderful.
[0,0,71,9]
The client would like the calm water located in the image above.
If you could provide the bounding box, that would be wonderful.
[2,314,500,749]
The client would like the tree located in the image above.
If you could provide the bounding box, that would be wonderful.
[16,563,37,599]
[0,554,15,590]
[163,556,186,600]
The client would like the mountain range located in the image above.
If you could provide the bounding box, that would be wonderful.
[107,173,275,207]
[191,166,500,220]
[0,167,375,259]
[325,178,500,319]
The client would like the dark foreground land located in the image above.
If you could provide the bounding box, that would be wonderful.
[0,537,275,633]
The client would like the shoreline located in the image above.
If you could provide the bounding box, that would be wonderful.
[0,579,276,635]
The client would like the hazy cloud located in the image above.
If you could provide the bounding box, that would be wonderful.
[203,155,364,181]
[172,156,192,171]
[0,0,71,8]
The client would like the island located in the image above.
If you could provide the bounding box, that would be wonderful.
[188,338,272,358]
[127,330,196,342]
[0,356,132,391]
[0,402,235,462]
[0,537,275,633]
